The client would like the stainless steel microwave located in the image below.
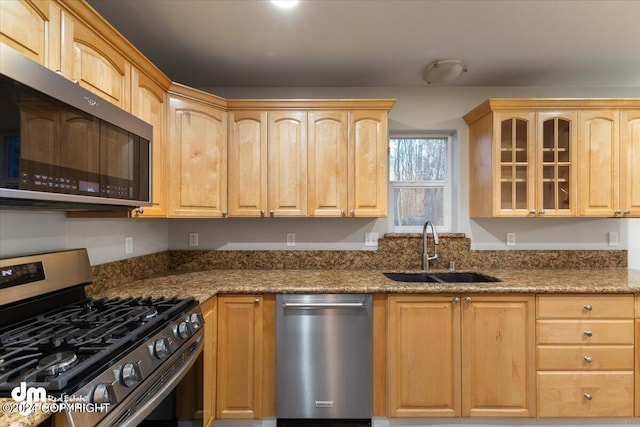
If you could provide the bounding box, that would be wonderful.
[0,44,151,210]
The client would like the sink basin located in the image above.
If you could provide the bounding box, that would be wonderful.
[383,272,500,283]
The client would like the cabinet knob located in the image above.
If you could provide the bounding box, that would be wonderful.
[465,296,472,304]
[584,392,593,401]
[614,209,622,215]
[528,210,536,215]
[584,304,593,311]
[254,298,260,305]
[260,209,265,217]
[135,206,144,215]
[269,209,275,217]
[341,209,346,216]
[584,356,593,363]
[350,209,355,216]
[623,209,632,215]
[453,297,460,303]
[584,330,593,337]
[538,209,545,215]
[222,211,227,218]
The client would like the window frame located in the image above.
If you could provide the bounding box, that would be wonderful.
[388,133,453,233]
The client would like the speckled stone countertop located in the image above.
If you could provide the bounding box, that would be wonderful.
[7,268,640,426]
[91,268,640,302]
[0,403,52,427]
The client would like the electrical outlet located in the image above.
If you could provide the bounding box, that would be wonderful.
[608,231,619,247]
[365,232,379,247]
[286,232,296,247]
[125,236,133,254]
[189,232,199,247]
[506,232,516,247]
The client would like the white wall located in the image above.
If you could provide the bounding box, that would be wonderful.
[0,210,168,265]
[2,85,639,264]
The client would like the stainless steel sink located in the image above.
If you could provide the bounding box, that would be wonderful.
[383,272,500,283]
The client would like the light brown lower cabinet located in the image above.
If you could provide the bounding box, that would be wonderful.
[536,294,635,418]
[387,294,536,418]
[215,294,275,419]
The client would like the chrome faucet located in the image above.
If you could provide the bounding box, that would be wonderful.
[422,220,439,270]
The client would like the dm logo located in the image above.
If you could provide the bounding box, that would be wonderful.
[11,382,47,415]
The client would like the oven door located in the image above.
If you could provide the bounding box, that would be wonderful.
[98,331,203,427]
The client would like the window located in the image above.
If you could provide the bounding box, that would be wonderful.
[389,135,452,232]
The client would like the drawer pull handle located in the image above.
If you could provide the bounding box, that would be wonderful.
[584,304,593,311]
[584,393,593,400]
[584,356,592,363]
[584,330,593,337]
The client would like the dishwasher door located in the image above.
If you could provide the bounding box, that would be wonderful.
[276,294,372,419]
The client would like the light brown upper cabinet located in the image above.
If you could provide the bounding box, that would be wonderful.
[465,100,578,217]
[308,111,349,216]
[228,100,394,218]
[1,0,52,67]
[130,68,168,217]
[168,84,228,217]
[465,99,640,218]
[228,110,307,217]
[579,109,640,217]
[308,108,392,217]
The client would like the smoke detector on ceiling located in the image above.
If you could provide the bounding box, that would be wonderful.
[423,59,467,84]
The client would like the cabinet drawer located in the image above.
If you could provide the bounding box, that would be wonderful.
[537,294,634,319]
[537,320,633,344]
[537,345,634,370]
[537,372,633,417]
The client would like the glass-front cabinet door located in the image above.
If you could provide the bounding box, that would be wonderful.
[536,111,577,216]
[496,111,535,216]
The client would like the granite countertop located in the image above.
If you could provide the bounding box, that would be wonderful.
[91,268,640,302]
[0,402,54,427]
[7,267,640,426]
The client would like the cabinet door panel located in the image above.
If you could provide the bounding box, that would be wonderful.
[0,0,49,65]
[579,110,619,216]
[387,295,461,417]
[217,296,263,419]
[308,111,348,216]
[131,70,167,217]
[228,111,267,216]
[536,111,577,216]
[620,110,640,216]
[462,295,535,417]
[349,111,388,216]
[267,111,307,216]
[494,111,536,216]
[168,96,227,217]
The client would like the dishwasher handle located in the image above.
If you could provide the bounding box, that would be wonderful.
[281,301,367,309]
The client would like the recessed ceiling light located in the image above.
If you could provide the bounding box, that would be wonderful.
[271,0,299,9]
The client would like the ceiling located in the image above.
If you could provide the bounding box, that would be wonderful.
[86,0,640,88]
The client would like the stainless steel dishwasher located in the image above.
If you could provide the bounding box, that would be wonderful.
[276,294,373,420]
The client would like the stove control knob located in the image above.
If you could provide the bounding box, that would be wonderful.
[154,338,171,359]
[189,313,204,331]
[177,321,192,339]
[121,362,143,387]
[92,383,115,405]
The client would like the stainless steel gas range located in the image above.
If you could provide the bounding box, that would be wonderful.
[0,249,204,427]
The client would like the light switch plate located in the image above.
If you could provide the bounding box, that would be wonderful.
[506,232,516,247]
[608,231,619,247]
[189,232,199,247]
[286,232,296,247]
